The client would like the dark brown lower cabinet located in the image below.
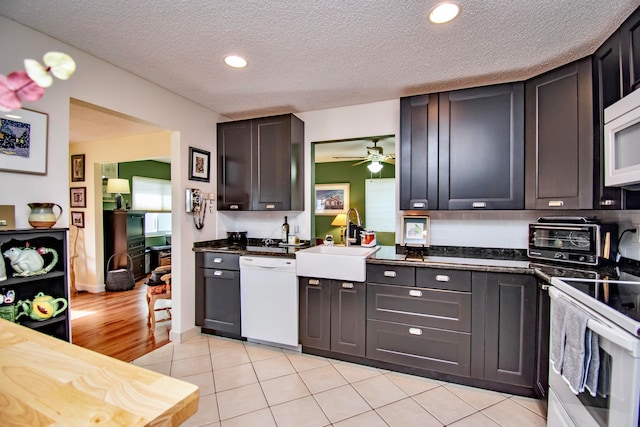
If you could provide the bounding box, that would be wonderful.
[298,277,366,357]
[366,283,471,376]
[535,280,551,399]
[195,253,241,337]
[472,272,537,388]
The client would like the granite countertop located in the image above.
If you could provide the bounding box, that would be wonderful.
[193,239,640,280]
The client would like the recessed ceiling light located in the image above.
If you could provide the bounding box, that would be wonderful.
[429,2,460,24]
[224,55,247,68]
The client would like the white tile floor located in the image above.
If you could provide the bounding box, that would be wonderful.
[132,334,547,427]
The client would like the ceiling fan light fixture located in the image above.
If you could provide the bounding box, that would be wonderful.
[224,55,247,68]
[429,2,460,24]
[368,161,383,173]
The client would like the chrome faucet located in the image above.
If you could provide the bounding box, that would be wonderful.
[345,208,362,246]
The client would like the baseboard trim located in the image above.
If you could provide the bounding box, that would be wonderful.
[170,326,200,343]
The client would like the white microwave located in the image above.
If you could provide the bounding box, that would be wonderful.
[604,88,640,187]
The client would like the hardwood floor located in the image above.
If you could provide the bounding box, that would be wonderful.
[69,277,170,362]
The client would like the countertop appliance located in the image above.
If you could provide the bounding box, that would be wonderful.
[548,276,640,426]
[528,217,618,266]
[239,256,298,349]
[604,87,640,187]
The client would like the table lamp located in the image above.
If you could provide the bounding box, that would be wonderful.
[106,178,130,210]
[331,213,348,244]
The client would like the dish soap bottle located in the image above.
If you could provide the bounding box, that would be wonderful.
[282,216,289,242]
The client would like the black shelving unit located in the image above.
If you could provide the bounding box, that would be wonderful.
[0,228,70,342]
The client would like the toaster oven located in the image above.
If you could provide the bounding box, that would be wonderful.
[528,217,618,266]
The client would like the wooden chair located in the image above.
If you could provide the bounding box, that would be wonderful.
[146,265,172,331]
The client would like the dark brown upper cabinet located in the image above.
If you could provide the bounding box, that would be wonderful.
[399,94,439,210]
[439,84,524,210]
[591,6,640,209]
[217,114,304,211]
[400,84,524,211]
[525,58,594,210]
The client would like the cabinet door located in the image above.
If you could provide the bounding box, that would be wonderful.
[439,83,524,210]
[620,7,640,95]
[298,277,331,350]
[593,35,624,209]
[330,280,366,356]
[252,115,291,211]
[472,272,536,387]
[197,268,241,336]
[217,120,252,211]
[525,58,593,210]
[399,94,439,210]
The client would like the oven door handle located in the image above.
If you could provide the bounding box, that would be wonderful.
[549,287,639,354]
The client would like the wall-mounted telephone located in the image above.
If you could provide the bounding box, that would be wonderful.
[186,188,203,213]
[186,188,214,230]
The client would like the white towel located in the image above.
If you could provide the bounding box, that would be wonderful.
[550,294,600,395]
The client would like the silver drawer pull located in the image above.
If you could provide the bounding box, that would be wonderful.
[435,275,450,282]
[342,282,354,289]
[409,290,422,297]
[383,271,397,278]
[214,270,223,276]
[309,279,320,285]
[412,202,426,208]
[472,202,486,208]
[600,199,614,206]
[230,205,239,210]
[548,200,564,207]
[214,257,223,263]
[409,328,422,336]
[266,204,275,209]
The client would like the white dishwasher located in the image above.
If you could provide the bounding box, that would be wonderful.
[239,256,299,349]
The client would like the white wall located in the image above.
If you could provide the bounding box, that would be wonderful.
[0,16,223,342]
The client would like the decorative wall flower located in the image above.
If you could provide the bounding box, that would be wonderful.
[0,51,76,112]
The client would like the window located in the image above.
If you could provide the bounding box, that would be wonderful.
[365,178,395,232]
[132,176,171,212]
[132,176,172,236]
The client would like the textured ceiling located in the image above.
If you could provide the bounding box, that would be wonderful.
[1,0,638,125]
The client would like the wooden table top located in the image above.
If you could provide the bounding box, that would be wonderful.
[0,319,199,426]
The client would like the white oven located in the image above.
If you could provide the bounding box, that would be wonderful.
[548,282,640,426]
[604,88,640,187]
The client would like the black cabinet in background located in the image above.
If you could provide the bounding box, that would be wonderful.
[620,7,640,95]
[103,210,146,282]
[525,58,593,210]
[217,113,304,211]
[195,252,241,337]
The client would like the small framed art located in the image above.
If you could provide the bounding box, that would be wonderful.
[71,154,85,182]
[401,215,430,247]
[71,211,85,228]
[70,187,87,208]
[0,108,48,175]
[189,147,210,182]
[315,183,349,215]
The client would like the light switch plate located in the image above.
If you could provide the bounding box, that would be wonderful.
[0,205,16,230]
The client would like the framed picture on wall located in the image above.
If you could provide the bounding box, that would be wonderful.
[401,215,430,247]
[315,183,349,215]
[71,211,85,228]
[70,187,86,208]
[71,154,85,182]
[0,108,49,175]
[188,147,210,182]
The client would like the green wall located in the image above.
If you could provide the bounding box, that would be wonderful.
[315,161,395,245]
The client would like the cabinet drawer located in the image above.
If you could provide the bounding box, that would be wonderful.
[367,264,415,286]
[416,268,471,291]
[198,252,240,270]
[202,268,239,281]
[366,319,470,376]
[367,283,471,332]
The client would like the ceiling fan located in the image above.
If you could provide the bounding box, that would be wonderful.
[332,138,396,171]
